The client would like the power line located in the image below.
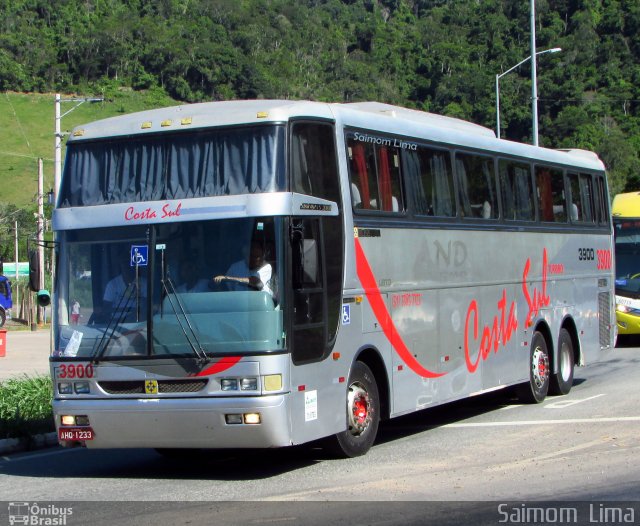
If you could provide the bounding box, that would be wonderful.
[3,91,34,157]
[0,150,54,162]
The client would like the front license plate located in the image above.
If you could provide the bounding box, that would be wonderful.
[58,428,94,441]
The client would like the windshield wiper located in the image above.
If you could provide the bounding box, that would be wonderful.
[161,275,210,363]
[91,282,138,364]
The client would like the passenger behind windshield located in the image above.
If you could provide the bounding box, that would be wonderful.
[102,259,147,322]
[214,240,273,295]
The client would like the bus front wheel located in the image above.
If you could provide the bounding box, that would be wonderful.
[516,331,550,404]
[549,328,574,396]
[328,361,380,458]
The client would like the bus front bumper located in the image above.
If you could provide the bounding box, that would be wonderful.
[53,394,291,449]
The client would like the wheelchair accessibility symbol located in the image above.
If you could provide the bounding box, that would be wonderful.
[342,305,351,325]
[130,245,148,267]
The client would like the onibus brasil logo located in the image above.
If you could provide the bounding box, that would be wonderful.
[7,503,73,526]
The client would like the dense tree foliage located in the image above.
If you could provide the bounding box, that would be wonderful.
[1,0,639,193]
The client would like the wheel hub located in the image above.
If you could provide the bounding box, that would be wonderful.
[532,347,549,389]
[347,384,371,436]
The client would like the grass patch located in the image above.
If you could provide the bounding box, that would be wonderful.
[0,375,54,440]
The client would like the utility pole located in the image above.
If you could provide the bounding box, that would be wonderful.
[530,0,539,146]
[14,220,19,312]
[37,158,45,324]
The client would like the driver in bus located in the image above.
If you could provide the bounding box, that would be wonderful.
[213,240,273,296]
[103,259,147,321]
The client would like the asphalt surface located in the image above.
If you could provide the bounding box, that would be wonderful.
[0,328,51,381]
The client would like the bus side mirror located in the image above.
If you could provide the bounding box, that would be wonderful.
[37,290,51,307]
[28,249,40,292]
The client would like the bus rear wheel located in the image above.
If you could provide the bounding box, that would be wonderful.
[549,328,574,396]
[516,331,550,404]
[328,361,379,458]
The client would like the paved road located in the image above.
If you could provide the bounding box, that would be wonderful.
[0,343,638,526]
[0,329,51,381]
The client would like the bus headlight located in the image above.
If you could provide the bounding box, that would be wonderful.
[240,378,258,391]
[616,304,630,313]
[74,382,90,394]
[221,378,238,391]
[58,382,73,395]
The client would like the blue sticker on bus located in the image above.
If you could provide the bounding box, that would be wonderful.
[130,245,148,267]
[342,304,351,325]
[615,279,628,286]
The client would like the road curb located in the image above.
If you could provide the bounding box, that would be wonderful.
[0,432,58,455]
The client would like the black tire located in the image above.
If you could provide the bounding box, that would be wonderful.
[516,331,550,404]
[549,328,575,396]
[0,309,5,328]
[327,361,380,458]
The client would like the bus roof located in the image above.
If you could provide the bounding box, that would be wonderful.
[67,99,605,172]
[612,192,640,218]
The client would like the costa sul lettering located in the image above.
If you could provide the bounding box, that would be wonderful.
[464,248,550,373]
[464,290,518,373]
[125,202,182,222]
[522,248,550,328]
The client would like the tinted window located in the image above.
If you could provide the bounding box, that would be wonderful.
[291,123,342,352]
[595,175,609,225]
[291,122,341,205]
[404,146,455,217]
[568,172,595,223]
[535,166,567,223]
[347,133,404,213]
[499,160,534,221]
[455,153,497,219]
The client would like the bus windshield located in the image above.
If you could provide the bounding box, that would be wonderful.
[614,219,640,293]
[55,217,284,359]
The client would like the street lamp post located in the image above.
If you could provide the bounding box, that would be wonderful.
[495,47,561,141]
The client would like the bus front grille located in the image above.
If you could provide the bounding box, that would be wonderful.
[99,380,208,394]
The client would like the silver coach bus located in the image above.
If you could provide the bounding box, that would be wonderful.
[49,100,615,457]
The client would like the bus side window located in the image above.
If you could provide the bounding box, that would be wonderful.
[568,172,582,221]
[347,135,404,213]
[377,146,404,212]
[455,153,497,219]
[499,159,534,221]
[348,141,379,210]
[595,175,609,225]
[535,166,566,223]
[580,173,595,223]
[568,172,595,223]
[405,147,455,217]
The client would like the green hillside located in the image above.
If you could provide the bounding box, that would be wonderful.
[0,89,176,208]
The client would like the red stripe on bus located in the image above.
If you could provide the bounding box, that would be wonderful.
[194,356,242,376]
[354,238,445,379]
